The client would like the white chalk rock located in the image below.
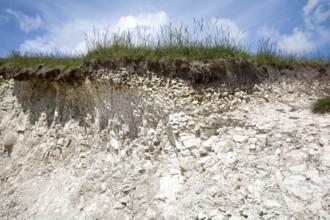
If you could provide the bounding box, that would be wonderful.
[232,134,248,143]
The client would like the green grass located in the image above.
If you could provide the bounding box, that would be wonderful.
[84,21,252,61]
[85,44,252,61]
[84,21,329,65]
[1,51,83,72]
[312,96,330,114]
[1,19,329,72]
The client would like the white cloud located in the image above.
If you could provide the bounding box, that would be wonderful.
[302,0,330,51]
[5,9,42,33]
[314,4,330,23]
[278,28,315,53]
[19,19,98,54]
[303,0,330,30]
[114,11,168,31]
[258,26,315,53]
[18,11,169,55]
[20,36,55,52]
[303,0,321,15]
[257,0,329,54]
[210,17,246,42]
[112,11,169,46]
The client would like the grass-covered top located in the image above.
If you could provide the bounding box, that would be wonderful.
[0,20,329,72]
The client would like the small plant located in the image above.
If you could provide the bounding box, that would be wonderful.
[312,96,330,114]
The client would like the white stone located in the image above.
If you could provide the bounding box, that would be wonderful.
[248,144,256,150]
[211,214,225,220]
[255,134,267,140]
[223,152,238,169]
[282,194,304,212]
[275,148,281,155]
[114,201,124,209]
[232,135,248,143]
[263,199,282,208]
[57,138,65,146]
[283,175,306,185]
[181,136,200,149]
[214,140,232,153]
[197,213,207,220]
[134,185,148,199]
[288,164,307,173]
[208,209,221,218]
[110,138,120,150]
[248,137,258,144]
[202,135,218,150]
[305,169,321,184]
[234,92,242,98]
[146,208,157,219]
[319,136,329,146]
[199,156,212,165]
[158,175,181,202]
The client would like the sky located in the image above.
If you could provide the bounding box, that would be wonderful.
[0,0,329,57]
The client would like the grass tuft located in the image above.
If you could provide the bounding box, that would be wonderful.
[312,96,330,114]
[254,38,297,65]
[85,20,252,61]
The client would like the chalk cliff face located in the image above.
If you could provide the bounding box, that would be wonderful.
[0,60,330,220]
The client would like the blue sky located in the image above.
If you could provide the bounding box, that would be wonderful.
[0,0,329,57]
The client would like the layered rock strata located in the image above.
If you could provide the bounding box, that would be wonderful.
[0,60,329,219]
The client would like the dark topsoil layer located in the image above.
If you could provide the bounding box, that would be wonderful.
[1,58,329,87]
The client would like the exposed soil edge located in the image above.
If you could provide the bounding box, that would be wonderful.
[1,58,329,86]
